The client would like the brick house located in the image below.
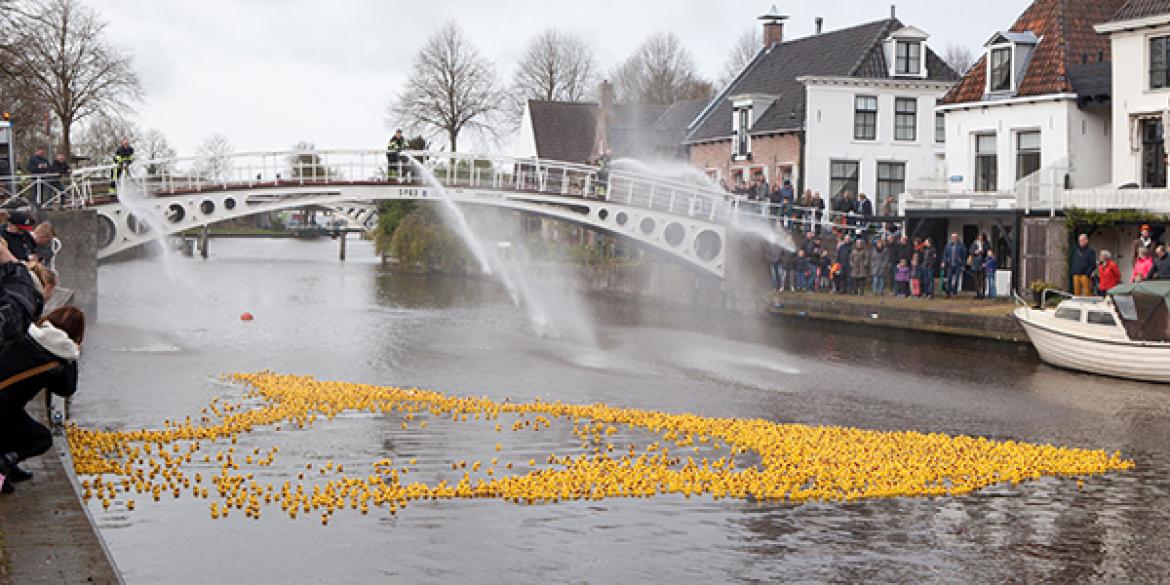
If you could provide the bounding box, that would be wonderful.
[685,8,957,198]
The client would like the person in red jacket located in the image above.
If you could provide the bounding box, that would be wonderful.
[1097,250,1121,293]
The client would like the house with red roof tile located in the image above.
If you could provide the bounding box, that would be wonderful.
[936,0,1122,196]
[898,0,1125,293]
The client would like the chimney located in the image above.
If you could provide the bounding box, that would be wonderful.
[759,5,788,49]
[598,80,614,112]
[815,17,823,35]
[890,4,896,19]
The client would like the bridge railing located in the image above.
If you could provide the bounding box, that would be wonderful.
[60,149,881,235]
[0,174,75,209]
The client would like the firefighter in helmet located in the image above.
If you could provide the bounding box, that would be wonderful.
[110,138,134,194]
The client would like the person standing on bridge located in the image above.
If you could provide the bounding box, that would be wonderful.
[110,138,134,194]
[25,150,51,206]
[593,150,611,199]
[386,129,406,180]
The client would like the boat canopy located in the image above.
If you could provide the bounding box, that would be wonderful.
[1109,281,1170,342]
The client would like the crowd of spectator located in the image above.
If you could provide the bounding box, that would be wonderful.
[766,229,1001,300]
[0,201,84,495]
[1070,224,1170,297]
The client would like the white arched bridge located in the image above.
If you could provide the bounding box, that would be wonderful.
[33,149,755,277]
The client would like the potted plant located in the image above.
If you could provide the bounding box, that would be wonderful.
[1028,280,1058,308]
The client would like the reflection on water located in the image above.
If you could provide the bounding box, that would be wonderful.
[77,238,1170,584]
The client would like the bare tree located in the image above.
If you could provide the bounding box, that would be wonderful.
[388,22,501,152]
[718,27,760,89]
[0,0,141,160]
[140,128,176,175]
[195,133,234,181]
[506,29,599,127]
[942,44,976,76]
[73,112,139,164]
[611,31,712,105]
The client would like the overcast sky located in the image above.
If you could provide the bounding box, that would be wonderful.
[88,0,1021,155]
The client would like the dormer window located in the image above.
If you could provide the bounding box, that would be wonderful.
[735,107,750,157]
[885,26,930,79]
[895,41,922,75]
[983,31,1038,96]
[730,93,776,160]
[989,47,1012,92]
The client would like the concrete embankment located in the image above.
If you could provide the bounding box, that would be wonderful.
[567,260,1025,343]
[767,292,1027,343]
[0,405,122,585]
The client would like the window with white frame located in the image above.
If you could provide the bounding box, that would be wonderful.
[989,47,1012,92]
[735,107,750,157]
[876,162,906,199]
[895,98,917,141]
[895,41,922,75]
[975,134,997,192]
[935,112,946,143]
[854,96,877,141]
[1016,131,1041,180]
[830,160,860,197]
[1151,36,1170,89]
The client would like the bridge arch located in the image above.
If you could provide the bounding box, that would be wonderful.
[64,150,740,277]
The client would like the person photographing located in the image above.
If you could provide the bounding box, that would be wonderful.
[0,306,85,493]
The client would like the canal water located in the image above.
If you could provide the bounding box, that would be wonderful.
[77,238,1169,584]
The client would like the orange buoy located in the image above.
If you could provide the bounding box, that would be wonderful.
[240,312,254,321]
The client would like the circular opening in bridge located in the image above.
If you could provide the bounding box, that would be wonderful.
[126,214,151,235]
[96,215,115,248]
[598,208,609,221]
[639,217,656,236]
[165,203,185,224]
[694,230,722,262]
[224,197,237,210]
[200,199,216,215]
[615,212,628,226]
[664,222,685,247]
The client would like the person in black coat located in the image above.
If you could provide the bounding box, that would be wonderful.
[0,243,41,354]
[0,306,84,492]
[1,211,38,261]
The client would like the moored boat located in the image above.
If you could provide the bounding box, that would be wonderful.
[1013,281,1170,383]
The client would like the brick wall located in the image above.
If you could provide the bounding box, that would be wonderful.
[688,134,801,186]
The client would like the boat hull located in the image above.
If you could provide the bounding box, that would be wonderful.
[1015,308,1170,383]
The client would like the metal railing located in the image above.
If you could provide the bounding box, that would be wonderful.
[51,149,790,228]
[0,174,73,209]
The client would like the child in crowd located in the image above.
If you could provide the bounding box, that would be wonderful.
[909,254,922,298]
[984,250,998,299]
[894,259,911,297]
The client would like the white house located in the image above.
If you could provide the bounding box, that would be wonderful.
[936,0,1122,197]
[686,9,957,201]
[1096,1,1170,188]
[800,25,955,208]
[901,0,1125,292]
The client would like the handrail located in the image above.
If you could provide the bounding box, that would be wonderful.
[52,149,894,235]
[1040,288,1074,308]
